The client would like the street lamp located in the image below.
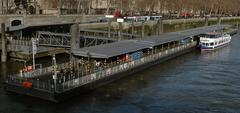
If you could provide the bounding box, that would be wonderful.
[52,54,58,91]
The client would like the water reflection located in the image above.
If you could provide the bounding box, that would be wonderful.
[201,45,231,60]
[0,30,239,113]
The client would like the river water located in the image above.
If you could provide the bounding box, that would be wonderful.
[1,33,240,113]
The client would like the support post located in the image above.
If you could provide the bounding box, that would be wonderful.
[70,24,80,60]
[205,16,209,26]
[156,19,160,35]
[141,21,145,38]
[1,23,7,62]
[108,19,111,38]
[131,20,134,39]
[160,18,163,34]
[118,22,122,41]
[156,18,163,35]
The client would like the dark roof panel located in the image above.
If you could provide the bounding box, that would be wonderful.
[72,40,153,58]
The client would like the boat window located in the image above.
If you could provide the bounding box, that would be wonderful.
[210,43,214,46]
[206,43,209,46]
[215,42,217,45]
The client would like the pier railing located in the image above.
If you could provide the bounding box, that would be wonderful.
[8,61,73,79]
[5,75,54,92]
[58,41,197,92]
[5,41,197,93]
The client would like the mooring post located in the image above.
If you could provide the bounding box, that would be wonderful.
[70,23,80,60]
[205,16,209,26]
[1,23,7,62]
[141,21,145,38]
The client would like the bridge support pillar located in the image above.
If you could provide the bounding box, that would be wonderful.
[1,23,7,62]
[70,24,80,60]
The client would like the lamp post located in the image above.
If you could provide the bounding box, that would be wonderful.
[105,15,114,38]
[52,54,57,92]
[32,38,37,70]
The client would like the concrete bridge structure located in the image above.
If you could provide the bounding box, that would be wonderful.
[0,14,240,32]
[0,14,104,27]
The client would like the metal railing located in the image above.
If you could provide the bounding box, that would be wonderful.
[5,41,197,93]
[6,75,54,92]
[6,39,32,51]
[59,41,197,92]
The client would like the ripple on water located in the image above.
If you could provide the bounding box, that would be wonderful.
[109,105,142,113]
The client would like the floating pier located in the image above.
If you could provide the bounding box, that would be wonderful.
[3,25,233,102]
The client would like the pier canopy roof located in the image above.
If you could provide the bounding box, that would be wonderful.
[142,25,231,45]
[72,40,153,58]
[72,24,231,59]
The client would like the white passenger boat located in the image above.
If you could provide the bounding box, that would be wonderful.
[200,32,231,51]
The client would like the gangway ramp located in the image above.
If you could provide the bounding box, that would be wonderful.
[37,31,116,48]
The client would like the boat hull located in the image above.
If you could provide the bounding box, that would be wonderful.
[201,41,230,51]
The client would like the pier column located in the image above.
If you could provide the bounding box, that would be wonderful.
[141,21,145,38]
[205,16,209,26]
[1,23,7,62]
[70,24,80,59]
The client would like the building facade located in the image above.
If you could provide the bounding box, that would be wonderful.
[0,0,116,15]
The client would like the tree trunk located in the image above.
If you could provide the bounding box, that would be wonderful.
[106,0,110,14]
[88,0,92,15]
